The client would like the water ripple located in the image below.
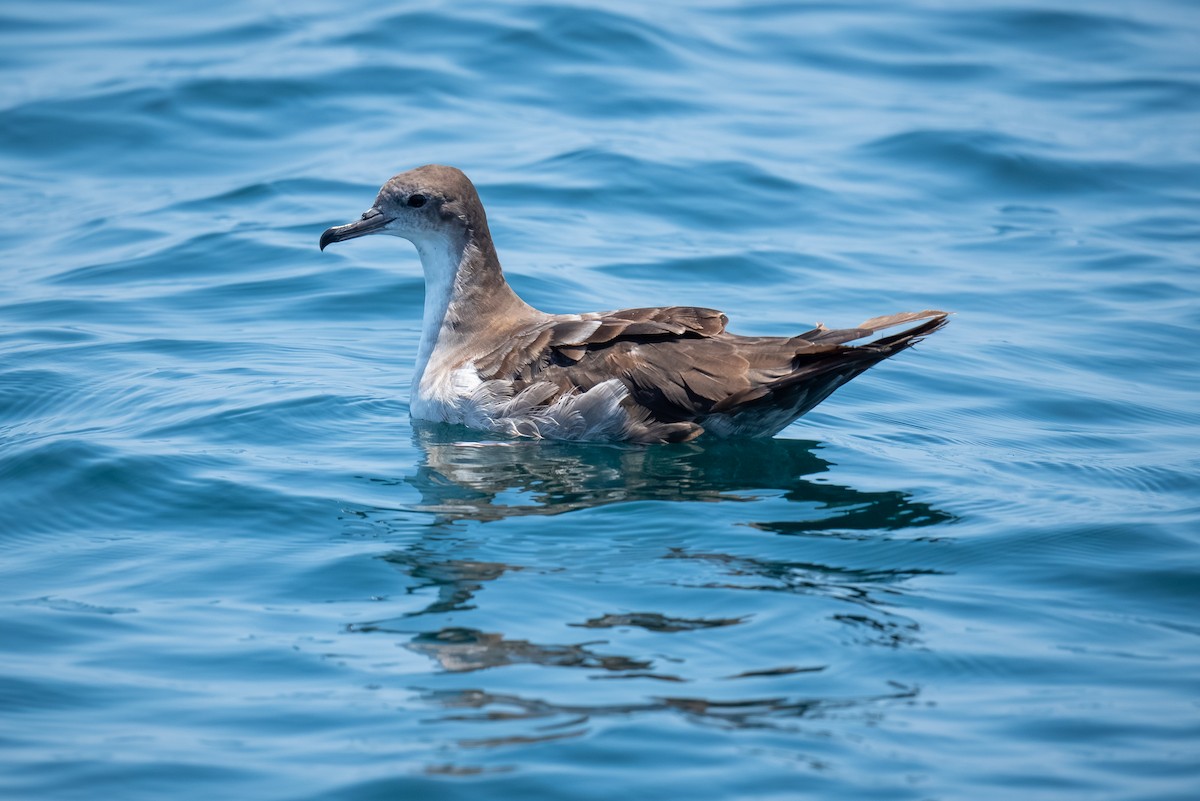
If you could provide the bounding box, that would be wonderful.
[3,1,1199,799]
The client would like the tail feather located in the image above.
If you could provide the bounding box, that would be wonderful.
[708,311,949,428]
[796,309,949,346]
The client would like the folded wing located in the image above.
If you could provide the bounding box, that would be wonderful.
[474,306,948,441]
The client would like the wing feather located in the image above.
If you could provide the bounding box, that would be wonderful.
[473,305,947,437]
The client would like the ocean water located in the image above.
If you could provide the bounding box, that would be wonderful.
[2,0,1198,798]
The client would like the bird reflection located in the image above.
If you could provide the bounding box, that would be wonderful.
[421,682,921,747]
[351,426,952,653]
[345,426,953,755]
[392,422,952,529]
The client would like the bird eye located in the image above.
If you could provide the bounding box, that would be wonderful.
[407,194,427,208]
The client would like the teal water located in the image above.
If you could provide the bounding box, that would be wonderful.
[2,1,1199,799]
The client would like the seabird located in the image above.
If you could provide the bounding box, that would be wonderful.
[320,165,947,443]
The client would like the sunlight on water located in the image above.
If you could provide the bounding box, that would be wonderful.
[2,1,1198,799]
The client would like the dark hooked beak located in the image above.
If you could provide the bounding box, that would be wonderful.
[319,207,391,251]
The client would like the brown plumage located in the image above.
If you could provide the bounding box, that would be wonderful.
[319,165,948,443]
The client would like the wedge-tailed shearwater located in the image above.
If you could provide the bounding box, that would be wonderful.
[319,165,947,443]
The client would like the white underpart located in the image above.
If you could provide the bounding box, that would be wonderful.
[407,232,462,421]
[403,231,635,440]
[464,377,636,440]
[417,365,635,441]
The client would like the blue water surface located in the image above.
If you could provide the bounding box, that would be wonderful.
[2,1,1199,799]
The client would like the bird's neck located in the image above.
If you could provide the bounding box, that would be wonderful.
[410,228,539,388]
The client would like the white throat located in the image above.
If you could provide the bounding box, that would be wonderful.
[409,232,469,393]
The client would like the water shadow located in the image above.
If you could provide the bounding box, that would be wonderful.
[348,426,952,655]
[343,426,952,762]
[379,422,953,530]
[418,680,922,750]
